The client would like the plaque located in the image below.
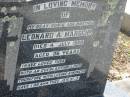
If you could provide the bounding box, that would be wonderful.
[0,0,127,97]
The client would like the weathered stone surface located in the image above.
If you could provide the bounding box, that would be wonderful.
[4,17,23,90]
[0,0,127,97]
[0,19,5,80]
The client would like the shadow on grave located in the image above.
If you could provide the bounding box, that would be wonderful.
[0,56,107,97]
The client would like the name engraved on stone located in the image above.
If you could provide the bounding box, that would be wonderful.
[21,29,92,41]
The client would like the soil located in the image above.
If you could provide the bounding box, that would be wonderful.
[108,32,130,81]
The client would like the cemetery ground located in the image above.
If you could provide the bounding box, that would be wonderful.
[108,32,130,96]
[108,32,130,81]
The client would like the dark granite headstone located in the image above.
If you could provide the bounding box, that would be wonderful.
[4,17,23,90]
[0,0,127,97]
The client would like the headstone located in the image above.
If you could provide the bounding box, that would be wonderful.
[0,15,11,97]
[0,0,127,97]
[4,17,23,90]
[0,4,24,96]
